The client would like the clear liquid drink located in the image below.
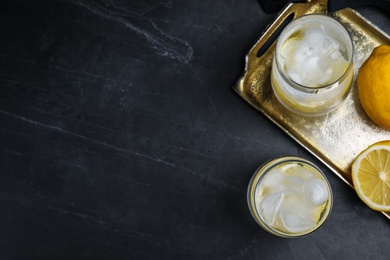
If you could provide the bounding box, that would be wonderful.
[247,157,332,237]
[271,14,354,117]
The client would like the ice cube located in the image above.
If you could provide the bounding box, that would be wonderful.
[322,37,331,49]
[331,51,340,60]
[261,168,285,190]
[261,191,284,225]
[283,164,313,179]
[280,213,316,233]
[282,176,304,193]
[278,186,316,233]
[280,163,297,173]
[305,27,327,47]
[304,178,329,207]
[281,25,348,87]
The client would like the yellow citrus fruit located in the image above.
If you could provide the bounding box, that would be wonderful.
[352,140,390,211]
[357,45,390,129]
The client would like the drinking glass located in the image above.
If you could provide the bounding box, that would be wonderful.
[247,157,333,237]
[271,14,354,117]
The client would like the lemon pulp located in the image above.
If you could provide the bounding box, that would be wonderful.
[352,140,390,212]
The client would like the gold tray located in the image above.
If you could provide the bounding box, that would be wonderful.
[233,0,390,217]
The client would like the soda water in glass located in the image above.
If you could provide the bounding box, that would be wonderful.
[247,157,333,237]
[271,14,354,117]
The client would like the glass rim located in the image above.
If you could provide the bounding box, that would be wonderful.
[274,13,354,91]
[247,156,333,238]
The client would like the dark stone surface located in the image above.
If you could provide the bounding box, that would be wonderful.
[1,1,390,259]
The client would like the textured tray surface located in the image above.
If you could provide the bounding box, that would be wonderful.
[234,5,390,216]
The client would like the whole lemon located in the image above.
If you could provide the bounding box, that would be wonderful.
[357,45,390,129]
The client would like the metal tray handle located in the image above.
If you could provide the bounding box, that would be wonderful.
[247,0,328,71]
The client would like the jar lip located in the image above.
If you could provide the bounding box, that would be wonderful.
[274,14,354,91]
[247,156,333,238]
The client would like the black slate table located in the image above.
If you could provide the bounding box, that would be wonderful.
[1,1,390,259]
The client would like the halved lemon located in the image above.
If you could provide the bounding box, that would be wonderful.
[352,140,390,211]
